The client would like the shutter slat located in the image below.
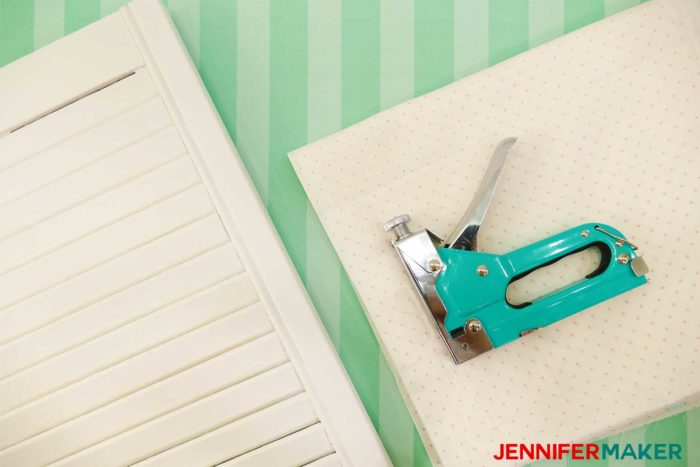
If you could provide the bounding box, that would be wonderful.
[219,423,333,467]
[0,303,271,450]
[0,214,229,346]
[0,274,258,414]
[0,244,243,382]
[58,363,304,467]
[0,98,171,205]
[304,453,343,467]
[0,125,185,242]
[0,69,156,170]
[0,152,197,274]
[0,180,211,310]
[0,335,290,467]
[0,13,144,135]
[134,392,318,467]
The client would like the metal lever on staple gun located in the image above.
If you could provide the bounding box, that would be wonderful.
[446,136,516,251]
[384,138,649,364]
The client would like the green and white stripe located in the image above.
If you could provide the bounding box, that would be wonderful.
[0,0,696,465]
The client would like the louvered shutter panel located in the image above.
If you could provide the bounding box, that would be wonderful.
[0,2,388,466]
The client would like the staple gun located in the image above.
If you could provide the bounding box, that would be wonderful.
[385,138,648,364]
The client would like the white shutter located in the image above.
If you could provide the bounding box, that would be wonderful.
[0,1,388,466]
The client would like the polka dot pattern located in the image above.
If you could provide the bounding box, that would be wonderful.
[290,1,700,465]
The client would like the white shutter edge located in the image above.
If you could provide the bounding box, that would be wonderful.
[120,1,391,466]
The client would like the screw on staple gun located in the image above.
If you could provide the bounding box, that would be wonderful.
[384,137,649,364]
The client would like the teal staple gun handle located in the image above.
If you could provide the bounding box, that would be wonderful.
[384,138,649,364]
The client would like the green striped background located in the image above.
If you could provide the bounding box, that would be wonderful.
[0,0,697,465]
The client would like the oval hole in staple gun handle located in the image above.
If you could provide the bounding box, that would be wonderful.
[505,242,609,308]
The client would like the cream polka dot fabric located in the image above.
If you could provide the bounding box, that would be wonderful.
[289,0,700,465]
